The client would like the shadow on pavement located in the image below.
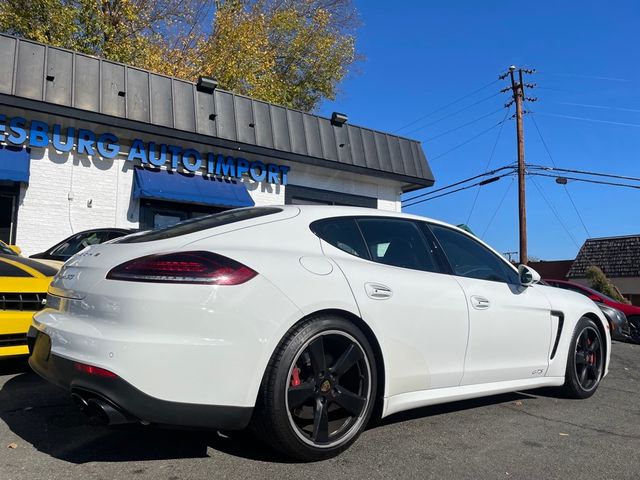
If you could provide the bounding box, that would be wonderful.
[377,391,538,427]
[0,357,31,376]
[1,367,548,464]
[0,370,291,464]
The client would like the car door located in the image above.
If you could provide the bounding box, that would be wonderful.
[429,224,553,385]
[311,216,469,397]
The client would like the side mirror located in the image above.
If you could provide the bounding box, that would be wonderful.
[518,264,541,287]
[8,244,21,255]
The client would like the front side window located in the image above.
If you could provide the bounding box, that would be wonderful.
[356,218,439,272]
[430,224,518,283]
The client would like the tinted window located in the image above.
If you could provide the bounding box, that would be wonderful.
[430,224,518,283]
[119,207,282,243]
[357,218,439,272]
[310,218,369,258]
[50,231,113,259]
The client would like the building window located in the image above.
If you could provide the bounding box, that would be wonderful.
[0,185,20,244]
[139,199,225,230]
[285,184,377,208]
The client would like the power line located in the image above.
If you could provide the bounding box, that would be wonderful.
[530,177,581,248]
[430,120,508,161]
[481,177,515,239]
[420,107,505,141]
[555,101,640,114]
[535,71,630,83]
[393,79,500,133]
[528,172,640,190]
[535,111,640,128]
[404,171,514,208]
[466,107,512,224]
[528,164,640,183]
[403,93,502,136]
[403,164,516,203]
[529,114,592,238]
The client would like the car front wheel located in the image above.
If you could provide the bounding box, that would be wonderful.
[252,315,377,461]
[562,317,604,399]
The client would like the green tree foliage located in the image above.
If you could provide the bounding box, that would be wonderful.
[585,266,629,304]
[0,0,359,111]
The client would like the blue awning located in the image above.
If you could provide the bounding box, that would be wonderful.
[0,145,30,182]
[133,168,255,208]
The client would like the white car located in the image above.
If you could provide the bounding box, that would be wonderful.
[28,206,610,461]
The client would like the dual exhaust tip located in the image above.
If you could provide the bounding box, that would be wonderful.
[71,391,133,426]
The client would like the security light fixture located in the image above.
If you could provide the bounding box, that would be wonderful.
[331,112,348,126]
[197,76,218,93]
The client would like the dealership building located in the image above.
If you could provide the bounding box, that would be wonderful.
[0,33,434,256]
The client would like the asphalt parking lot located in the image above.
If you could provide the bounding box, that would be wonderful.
[1,342,638,480]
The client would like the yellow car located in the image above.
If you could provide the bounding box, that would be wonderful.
[0,242,58,357]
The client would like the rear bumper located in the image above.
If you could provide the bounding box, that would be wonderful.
[27,327,253,430]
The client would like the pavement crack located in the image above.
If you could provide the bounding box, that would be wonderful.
[500,405,640,440]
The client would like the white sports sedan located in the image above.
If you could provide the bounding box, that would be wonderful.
[28,206,610,461]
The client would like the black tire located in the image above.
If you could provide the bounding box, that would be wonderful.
[562,317,605,399]
[252,315,377,461]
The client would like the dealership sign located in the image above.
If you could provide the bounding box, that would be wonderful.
[0,115,290,185]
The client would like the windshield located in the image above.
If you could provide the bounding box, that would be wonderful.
[49,231,115,259]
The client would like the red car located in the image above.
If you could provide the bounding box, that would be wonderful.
[546,279,640,343]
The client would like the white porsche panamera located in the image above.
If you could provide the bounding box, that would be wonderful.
[28,206,610,461]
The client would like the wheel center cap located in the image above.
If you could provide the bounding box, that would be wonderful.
[320,379,332,394]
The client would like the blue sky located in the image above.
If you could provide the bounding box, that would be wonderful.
[320,0,639,260]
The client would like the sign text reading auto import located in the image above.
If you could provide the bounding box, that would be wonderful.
[0,115,290,185]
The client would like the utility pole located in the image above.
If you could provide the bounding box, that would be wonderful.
[500,66,536,265]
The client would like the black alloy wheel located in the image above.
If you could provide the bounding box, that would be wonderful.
[252,316,377,461]
[562,317,604,399]
[573,326,603,391]
[285,330,371,447]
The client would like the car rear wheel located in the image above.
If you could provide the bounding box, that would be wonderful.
[562,317,604,399]
[252,315,377,461]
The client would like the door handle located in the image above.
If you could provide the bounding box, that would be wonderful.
[470,295,490,310]
[365,283,393,300]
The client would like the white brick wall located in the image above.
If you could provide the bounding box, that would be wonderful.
[15,146,403,255]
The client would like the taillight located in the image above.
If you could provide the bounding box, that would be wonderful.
[74,362,118,378]
[106,251,257,285]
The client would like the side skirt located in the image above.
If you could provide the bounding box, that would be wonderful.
[382,376,565,418]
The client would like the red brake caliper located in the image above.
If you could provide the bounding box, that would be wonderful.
[586,339,594,365]
[290,366,301,387]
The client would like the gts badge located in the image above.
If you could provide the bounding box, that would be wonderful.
[531,369,544,376]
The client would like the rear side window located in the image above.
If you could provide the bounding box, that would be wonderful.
[118,207,282,243]
[430,224,518,283]
[357,218,439,272]
[310,218,369,258]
